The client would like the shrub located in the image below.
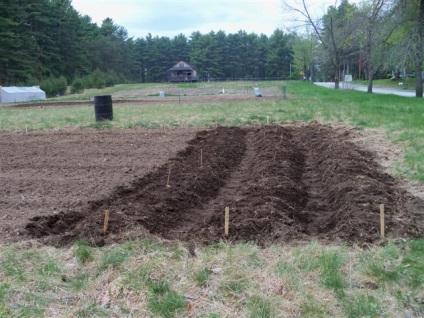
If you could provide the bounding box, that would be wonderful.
[40,76,68,97]
[71,78,85,94]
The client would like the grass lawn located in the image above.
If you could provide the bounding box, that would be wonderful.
[1,81,423,317]
[355,78,417,90]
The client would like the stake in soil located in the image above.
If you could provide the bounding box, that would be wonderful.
[225,207,230,236]
[200,148,203,167]
[380,204,385,239]
[103,210,110,236]
[166,165,171,188]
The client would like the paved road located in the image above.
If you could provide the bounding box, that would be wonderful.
[314,82,416,97]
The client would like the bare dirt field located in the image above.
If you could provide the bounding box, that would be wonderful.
[1,124,423,247]
[3,87,284,109]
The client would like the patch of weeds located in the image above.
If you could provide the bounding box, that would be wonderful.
[99,247,128,270]
[0,284,9,302]
[73,240,94,264]
[11,292,51,317]
[275,260,300,291]
[147,280,171,295]
[139,238,168,254]
[14,304,46,317]
[299,293,328,318]
[246,295,274,318]
[219,272,249,294]
[90,120,113,129]
[194,268,212,287]
[147,280,186,318]
[318,249,347,290]
[0,304,13,317]
[0,284,11,316]
[199,314,220,318]
[75,302,109,317]
[342,293,381,318]
[402,238,424,288]
[0,247,26,281]
[148,291,186,318]
[37,259,61,276]
[123,266,152,291]
[236,243,263,268]
[170,245,186,260]
[292,242,321,272]
[358,250,401,285]
[66,271,91,291]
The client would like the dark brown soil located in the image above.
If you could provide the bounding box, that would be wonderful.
[2,124,423,247]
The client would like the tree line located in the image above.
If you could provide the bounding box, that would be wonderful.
[2,0,422,97]
[0,0,297,96]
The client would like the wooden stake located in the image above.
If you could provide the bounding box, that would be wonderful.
[166,166,171,188]
[103,210,110,236]
[25,125,28,134]
[225,207,230,236]
[200,148,203,167]
[380,204,385,239]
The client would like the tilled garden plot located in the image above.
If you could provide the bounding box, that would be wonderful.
[23,124,424,247]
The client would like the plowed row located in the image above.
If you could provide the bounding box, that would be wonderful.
[24,125,423,247]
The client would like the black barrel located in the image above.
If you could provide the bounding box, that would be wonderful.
[94,95,113,121]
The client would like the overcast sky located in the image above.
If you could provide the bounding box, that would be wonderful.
[71,0,362,39]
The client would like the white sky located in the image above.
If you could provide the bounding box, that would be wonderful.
[71,0,363,39]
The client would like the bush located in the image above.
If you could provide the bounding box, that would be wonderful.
[57,76,68,96]
[40,76,68,97]
[71,78,85,94]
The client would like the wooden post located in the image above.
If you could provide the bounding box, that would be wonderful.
[166,166,171,188]
[103,210,110,235]
[200,148,203,167]
[225,207,230,236]
[380,204,385,239]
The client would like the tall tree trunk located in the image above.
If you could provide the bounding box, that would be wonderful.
[334,55,340,89]
[416,0,424,97]
[367,68,373,93]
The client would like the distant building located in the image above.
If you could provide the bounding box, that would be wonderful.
[167,61,198,82]
[0,86,46,103]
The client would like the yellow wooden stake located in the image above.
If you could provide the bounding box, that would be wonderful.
[103,210,110,236]
[200,148,203,167]
[225,207,230,236]
[380,204,385,239]
[166,166,171,188]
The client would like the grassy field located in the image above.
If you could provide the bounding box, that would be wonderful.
[355,78,417,90]
[1,81,424,317]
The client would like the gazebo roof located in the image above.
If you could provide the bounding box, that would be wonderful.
[168,61,196,72]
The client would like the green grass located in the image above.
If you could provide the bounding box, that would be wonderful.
[194,268,212,287]
[0,239,423,317]
[355,78,417,90]
[246,295,274,318]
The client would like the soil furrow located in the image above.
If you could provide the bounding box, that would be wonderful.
[14,124,424,247]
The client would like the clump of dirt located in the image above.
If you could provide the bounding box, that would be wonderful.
[25,124,424,247]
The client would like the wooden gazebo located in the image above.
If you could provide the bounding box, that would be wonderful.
[167,61,198,82]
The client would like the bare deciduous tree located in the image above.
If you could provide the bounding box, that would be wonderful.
[283,0,356,88]
[355,0,397,93]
